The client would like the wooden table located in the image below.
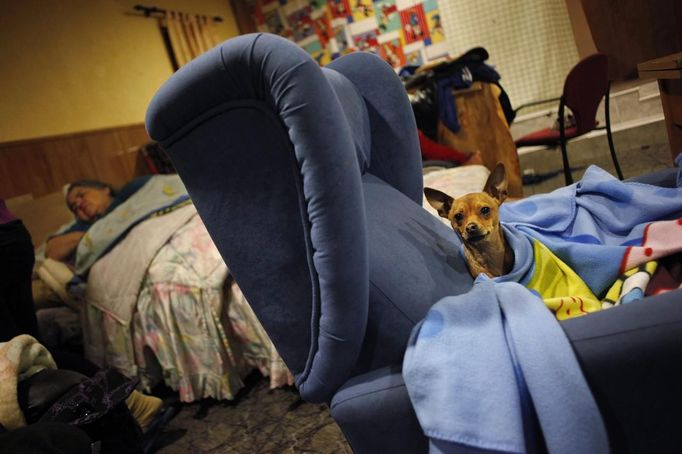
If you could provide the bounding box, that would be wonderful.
[437,82,524,198]
[638,52,682,163]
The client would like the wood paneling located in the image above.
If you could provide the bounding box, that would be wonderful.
[580,0,682,81]
[564,0,597,59]
[0,124,151,199]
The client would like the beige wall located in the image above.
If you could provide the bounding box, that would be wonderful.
[440,0,579,110]
[0,0,239,143]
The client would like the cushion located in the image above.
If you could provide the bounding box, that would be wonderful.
[515,126,580,147]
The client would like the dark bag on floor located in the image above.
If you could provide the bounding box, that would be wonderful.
[34,368,143,454]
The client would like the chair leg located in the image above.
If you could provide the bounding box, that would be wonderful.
[605,81,624,180]
[558,97,573,185]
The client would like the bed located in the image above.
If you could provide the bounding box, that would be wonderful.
[9,177,292,403]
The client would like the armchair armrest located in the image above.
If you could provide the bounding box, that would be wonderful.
[330,365,428,454]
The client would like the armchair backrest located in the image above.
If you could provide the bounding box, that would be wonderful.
[146,33,427,402]
[563,53,609,135]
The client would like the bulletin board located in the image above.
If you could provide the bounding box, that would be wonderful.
[249,0,449,70]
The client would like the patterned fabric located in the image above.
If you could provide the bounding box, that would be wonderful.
[500,165,682,297]
[602,261,658,308]
[83,215,292,402]
[0,335,57,430]
[525,238,602,320]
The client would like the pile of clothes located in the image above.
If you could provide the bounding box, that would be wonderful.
[401,47,515,163]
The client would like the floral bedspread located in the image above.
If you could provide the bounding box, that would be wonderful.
[83,213,292,402]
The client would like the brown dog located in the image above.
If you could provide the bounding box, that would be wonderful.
[425,163,514,278]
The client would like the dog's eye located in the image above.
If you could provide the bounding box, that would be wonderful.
[454,213,464,222]
[481,207,491,215]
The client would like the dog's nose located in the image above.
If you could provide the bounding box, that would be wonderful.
[466,223,479,234]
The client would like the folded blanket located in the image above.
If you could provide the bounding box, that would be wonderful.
[403,279,608,454]
[500,165,682,296]
[497,224,601,320]
[0,335,57,430]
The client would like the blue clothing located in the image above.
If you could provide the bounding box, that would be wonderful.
[437,63,502,134]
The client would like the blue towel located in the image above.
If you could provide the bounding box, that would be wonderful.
[403,279,608,453]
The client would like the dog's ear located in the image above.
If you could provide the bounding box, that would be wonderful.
[483,162,508,204]
[424,187,454,219]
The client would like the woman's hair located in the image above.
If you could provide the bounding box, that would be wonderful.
[66,179,118,198]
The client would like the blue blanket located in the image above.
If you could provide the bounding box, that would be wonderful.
[403,278,608,454]
[500,165,682,295]
[404,165,682,453]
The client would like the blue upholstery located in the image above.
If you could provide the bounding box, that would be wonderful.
[147,32,682,453]
[146,33,471,407]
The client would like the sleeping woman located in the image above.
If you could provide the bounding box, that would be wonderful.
[45,178,148,263]
[41,174,292,402]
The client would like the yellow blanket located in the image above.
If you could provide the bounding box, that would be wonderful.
[526,239,602,320]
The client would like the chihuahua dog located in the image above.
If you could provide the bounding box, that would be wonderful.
[425,163,513,278]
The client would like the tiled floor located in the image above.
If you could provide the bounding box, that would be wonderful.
[520,120,675,196]
[152,374,351,454]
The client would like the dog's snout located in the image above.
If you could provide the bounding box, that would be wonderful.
[466,223,479,234]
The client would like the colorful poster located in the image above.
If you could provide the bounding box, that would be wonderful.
[264,9,286,34]
[403,41,426,66]
[312,10,333,46]
[375,0,400,33]
[352,0,375,22]
[308,0,326,12]
[352,28,380,54]
[379,38,406,68]
[248,0,447,68]
[332,24,352,52]
[329,0,352,19]
[423,0,444,43]
[286,6,315,42]
[303,37,332,65]
[400,4,430,44]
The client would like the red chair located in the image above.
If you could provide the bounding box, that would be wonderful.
[514,53,623,185]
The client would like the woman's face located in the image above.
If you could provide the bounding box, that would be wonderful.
[67,185,113,222]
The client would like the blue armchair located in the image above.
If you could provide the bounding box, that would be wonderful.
[146,32,470,452]
[146,33,682,453]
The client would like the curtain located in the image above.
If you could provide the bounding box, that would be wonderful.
[160,11,220,69]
